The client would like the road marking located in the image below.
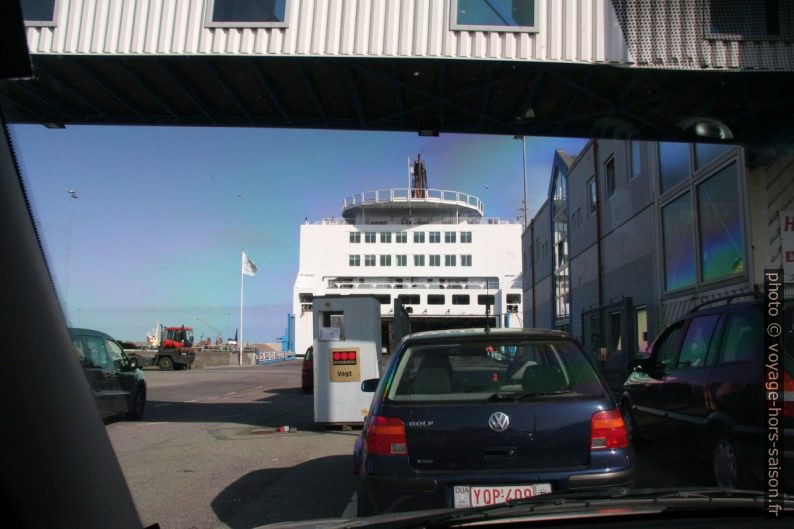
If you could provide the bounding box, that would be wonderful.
[154,403,172,408]
[341,492,357,518]
[140,422,170,426]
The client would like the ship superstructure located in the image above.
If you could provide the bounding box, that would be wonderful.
[293,156,523,355]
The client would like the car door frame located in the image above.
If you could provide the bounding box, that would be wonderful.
[78,334,117,419]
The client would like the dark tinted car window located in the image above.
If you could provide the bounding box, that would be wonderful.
[677,315,720,368]
[388,339,604,402]
[654,322,684,367]
[83,336,110,369]
[717,315,755,364]
[106,339,125,371]
[72,338,85,364]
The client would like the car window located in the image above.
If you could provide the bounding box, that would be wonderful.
[387,339,605,402]
[677,315,720,369]
[83,336,110,369]
[716,314,755,364]
[305,347,313,361]
[106,339,125,371]
[652,322,684,368]
[72,337,86,364]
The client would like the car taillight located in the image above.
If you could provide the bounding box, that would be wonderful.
[590,409,628,450]
[365,415,407,455]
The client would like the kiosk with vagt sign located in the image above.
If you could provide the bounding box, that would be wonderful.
[313,296,384,424]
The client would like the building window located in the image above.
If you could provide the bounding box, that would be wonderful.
[380,255,392,266]
[631,141,641,179]
[708,0,792,38]
[380,232,392,243]
[478,294,495,305]
[461,231,472,243]
[349,232,360,243]
[506,294,521,304]
[452,295,470,305]
[661,192,696,291]
[552,168,570,322]
[429,255,441,267]
[605,157,616,198]
[587,177,597,214]
[428,295,445,305]
[659,142,691,194]
[413,231,425,243]
[451,0,538,32]
[397,294,420,305]
[206,0,288,28]
[414,254,425,266]
[444,231,456,243]
[365,231,376,243]
[375,294,392,305]
[349,255,360,266]
[635,306,648,357]
[365,255,376,267]
[695,143,734,170]
[395,232,407,243]
[697,163,744,282]
[461,254,472,267]
[21,0,57,25]
[429,231,441,243]
[444,255,457,266]
[396,255,407,267]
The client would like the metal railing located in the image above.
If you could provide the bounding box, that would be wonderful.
[312,216,518,225]
[341,188,484,215]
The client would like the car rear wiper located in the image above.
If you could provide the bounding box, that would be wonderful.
[488,389,572,400]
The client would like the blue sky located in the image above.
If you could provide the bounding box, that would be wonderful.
[10,125,586,343]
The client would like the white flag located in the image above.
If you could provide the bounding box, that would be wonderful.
[242,251,257,277]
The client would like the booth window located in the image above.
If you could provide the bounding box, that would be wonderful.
[452,295,470,305]
[428,295,445,305]
[206,0,288,28]
[451,0,538,32]
[478,295,495,306]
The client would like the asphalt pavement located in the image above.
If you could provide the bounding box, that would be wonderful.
[105,362,714,529]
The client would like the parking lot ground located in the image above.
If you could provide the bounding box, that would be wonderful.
[106,363,717,529]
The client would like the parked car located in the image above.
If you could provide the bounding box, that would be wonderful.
[302,346,313,393]
[620,296,793,490]
[354,328,633,515]
[69,328,147,421]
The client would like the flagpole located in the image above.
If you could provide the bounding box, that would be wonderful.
[239,250,244,366]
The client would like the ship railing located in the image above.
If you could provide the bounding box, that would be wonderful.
[341,188,484,214]
[311,216,518,225]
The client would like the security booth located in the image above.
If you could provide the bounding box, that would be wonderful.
[313,295,384,424]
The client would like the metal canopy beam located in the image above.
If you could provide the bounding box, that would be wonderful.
[297,62,328,126]
[205,62,252,124]
[71,60,146,121]
[344,66,366,127]
[155,59,215,124]
[33,62,111,122]
[115,60,181,122]
[248,62,291,125]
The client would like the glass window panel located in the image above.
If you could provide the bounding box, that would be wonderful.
[380,232,391,243]
[21,0,55,21]
[719,315,755,363]
[678,315,720,368]
[662,192,696,291]
[631,141,641,178]
[635,307,648,356]
[452,295,470,305]
[697,163,744,282]
[349,232,360,243]
[655,323,684,367]
[455,0,535,28]
[212,0,286,23]
[659,142,690,194]
[695,143,733,170]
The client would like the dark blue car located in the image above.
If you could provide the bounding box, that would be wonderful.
[354,328,634,515]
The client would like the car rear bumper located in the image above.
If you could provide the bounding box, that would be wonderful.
[358,464,634,514]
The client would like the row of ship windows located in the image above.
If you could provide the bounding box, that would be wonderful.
[349,255,473,267]
[350,231,473,244]
[303,293,522,307]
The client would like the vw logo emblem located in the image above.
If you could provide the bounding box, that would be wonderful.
[488,412,510,432]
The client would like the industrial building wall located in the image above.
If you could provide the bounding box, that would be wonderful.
[24,0,630,65]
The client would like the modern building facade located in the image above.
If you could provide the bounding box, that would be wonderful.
[523,139,793,387]
[294,158,523,356]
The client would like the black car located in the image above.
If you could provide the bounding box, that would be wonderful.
[69,328,147,421]
[621,297,793,490]
[354,328,634,515]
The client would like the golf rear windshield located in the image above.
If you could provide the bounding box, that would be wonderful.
[387,340,607,402]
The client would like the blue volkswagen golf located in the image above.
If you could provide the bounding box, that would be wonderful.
[354,328,634,515]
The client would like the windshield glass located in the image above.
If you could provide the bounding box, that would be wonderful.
[2,2,793,527]
[388,340,605,402]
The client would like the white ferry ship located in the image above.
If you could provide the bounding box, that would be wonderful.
[292,156,524,356]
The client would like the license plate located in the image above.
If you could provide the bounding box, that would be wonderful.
[453,484,552,508]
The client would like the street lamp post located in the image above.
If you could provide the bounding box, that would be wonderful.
[64,189,78,318]
[514,135,529,227]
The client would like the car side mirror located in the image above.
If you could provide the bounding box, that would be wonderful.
[361,378,379,392]
[128,357,138,370]
[628,359,647,373]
